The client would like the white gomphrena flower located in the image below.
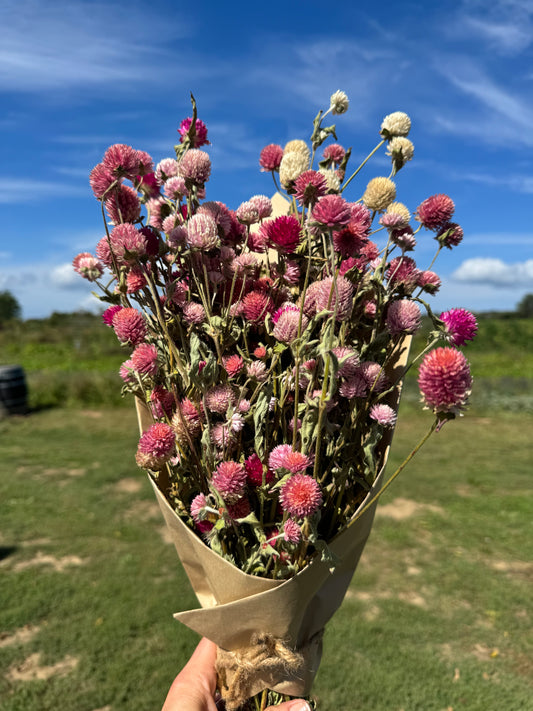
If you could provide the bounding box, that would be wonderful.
[386,201,411,226]
[362,177,397,212]
[279,151,309,187]
[386,136,414,170]
[380,111,411,138]
[318,167,341,193]
[330,90,349,115]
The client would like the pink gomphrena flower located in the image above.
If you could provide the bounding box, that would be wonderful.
[72,253,104,281]
[155,158,179,186]
[226,497,252,521]
[263,215,302,254]
[310,194,352,229]
[205,384,235,415]
[259,144,284,172]
[380,212,405,229]
[146,196,167,229]
[247,360,268,381]
[149,386,175,419]
[211,461,247,502]
[283,519,302,544]
[135,150,153,176]
[137,172,160,199]
[89,163,115,199]
[223,354,244,378]
[322,143,346,165]
[178,117,210,147]
[102,144,140,181]
[235,200,260,225]
[364,299,377,317]
[293,170,328,206]
[109,223,147,265]
[242,290,275,324]
[186,213,219,251]
[338,373,367,399]
[198,201,233,238]
[440,308,478,347]
[172,398,203,445]
[119,359,135,383]
[273,259,300,286]
[385,299,422,336]
[210,423,238,450]
[178,149,212,184]
[369,404,398,428]
[137,422,175,464]
[417,270,441,294]
[254,345,267,359]
[102,305,123,326]
[164,176,188,201]
[386,256,420,293]
[418,347,472,415]
[416,194,455,230]
[280,474,322,519]
[231,253,260,278]
[391,226,417,252]
[359,361,389,393]
[332,228,368,258]
[436,222,464,249]
[248,195,272,220]
[268,445,313,474]
[348,203,372,236]
[190,493,210,523]
[273,304,308,344]
[314,275,354,322]
[238,399,251,414]
[104,184,141,225]
[167,225,188,249]
[247,225,269,253]
[331,346,360,378]
[182,301,206,325]
[227,412,244,433]
[112,307,147,345]
[131,343,158,376]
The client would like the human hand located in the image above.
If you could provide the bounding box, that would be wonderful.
[162,637,312,711]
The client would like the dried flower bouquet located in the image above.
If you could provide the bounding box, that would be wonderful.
[74,91,477,710]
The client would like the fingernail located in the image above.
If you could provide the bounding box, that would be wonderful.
[288,702,311,711]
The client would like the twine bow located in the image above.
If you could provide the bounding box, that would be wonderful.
[216,632,313,710]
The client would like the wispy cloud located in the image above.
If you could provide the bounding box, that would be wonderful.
[455,0,533,54]
[0,178,86,203]
[452,257,533,287]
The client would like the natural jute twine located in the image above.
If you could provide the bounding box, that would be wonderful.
[216,632,315,710]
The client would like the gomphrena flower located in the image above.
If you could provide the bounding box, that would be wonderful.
[178,149,212,184]
[418,347,472,414]
[322,144,346,164]
[293,170,328,205]
[190,493,209,523]
[263,215,302,254]
[172,399,203,445]
[186,213,220,251]
[137,422,175,466]
[109,223,147,264]
[178,117,210,147]
[131,343,158,376]
[105,184,141,225]
[385,299,422,336]
[205,384,235,414]
[164,176,188,200]
[235,201,260,225]
[363,177,397,212]
[386,136,414,170]
[155,158,179,185]
[330,90,349,115]
[211,461,247,502]
[268,445,313,474]
[314,275,354,321]
[102,143,140,180]
[386,202,411,226]
[248,195,272,220]
[380,112,411,139]
[417,270,441,294]
[369,404,397,428]
[280,474,322,519]
[283,519,302,544]
[89,163,114,199]
[437,222,463,249]
[416,194,455,230]
[102,305,123,326]
[272,304,308,344]
[319,168,341,192]
[259,144,284,172]
[245,453,273,487]
[72,253,103,281]
[223,354,244,378]
[242,290,275,324]
[279,151,309,186]
[311,194,352,228]
[391,226,417,252]
[386,256,420,293]
[182,301,206,325]
[331,346,359,378]
[440,308,478,347]
[112,307,147,345]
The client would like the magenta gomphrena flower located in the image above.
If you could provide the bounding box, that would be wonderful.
[131,342,158,376]
[369,404,397,428]
[178,149,212,184]
[314,275,354,321]
[293,170,328,206]
[440,308,478,347]
[437,222,464,249]
[102,144,140,180]
[259,144,284,172]
[112,307,147,345]
[311,194,351,228]
[332,228,367,258]
[322,143,346,164]
[109,223,147,264]
[242,290,275,324]
[186,213,219,251]
[280,474,322,519]
[235,201,260,225]
[119,359,135,383]
[386,256,420,293]
[418,347,472,414]
[268,445,313,474]
[197,201,233,237]
[205,384,235,414]
[263,215,302,254]
[226,497,252,521]
[72,253,103,281]
[223,354,244,378]
[283,519,302,544]
[211,461,247,501]
[137,422,175,460]
[104,184,141,225]
[178,117,210,147]
[102,305,123,326]
[272,304,308,344]
[417,270,441,294]
[248,194,273,220]
[386,299,422,336]
[245,453,273,486]
[190,493,209,523]
[331,346,359,378]
[89,163,115,199]
[137,171,160,198]
[416,194,455,230]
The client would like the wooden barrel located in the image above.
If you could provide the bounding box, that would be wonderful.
[0,365,29,416]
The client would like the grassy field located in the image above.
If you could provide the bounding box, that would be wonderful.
[1,405,531,710]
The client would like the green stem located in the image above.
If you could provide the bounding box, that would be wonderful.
[341,139,386,193]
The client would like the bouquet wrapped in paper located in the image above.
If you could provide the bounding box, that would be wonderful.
[74,91,477,710]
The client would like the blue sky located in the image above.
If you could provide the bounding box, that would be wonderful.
[1,0,532,318]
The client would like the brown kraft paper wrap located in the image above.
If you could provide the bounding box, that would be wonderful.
[135,337,411,699]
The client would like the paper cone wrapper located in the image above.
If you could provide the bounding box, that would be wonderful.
[136,338,411,698]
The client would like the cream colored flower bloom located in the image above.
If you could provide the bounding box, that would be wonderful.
[318,168,341,193]
[279,151,309,186]
[283,140,311,163]
[330,90,349,115]
[386,137,414,169]
[362,177,397,211]
[380,111,411,138]
[386,201,411,226]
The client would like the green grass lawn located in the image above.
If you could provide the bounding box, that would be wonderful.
[1,406,531,710]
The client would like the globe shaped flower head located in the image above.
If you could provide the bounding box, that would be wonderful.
[440,308,478,347]
[259,144,283,172]
[280,474,322,519]
[418,347,472,416]
[262,215,302,254]
[416,194,455,230]
[112,307,147,345]
[211,461,247,502]
[178,117,210,148]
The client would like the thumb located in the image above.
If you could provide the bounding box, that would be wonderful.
[265,701,312,711]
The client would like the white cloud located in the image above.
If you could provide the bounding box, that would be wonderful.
[0,178,85,203]
[50,263,86,289]
[457,0,533,54]
[452,257,533,287]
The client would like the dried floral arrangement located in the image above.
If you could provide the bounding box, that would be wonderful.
[74,91,477,710]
